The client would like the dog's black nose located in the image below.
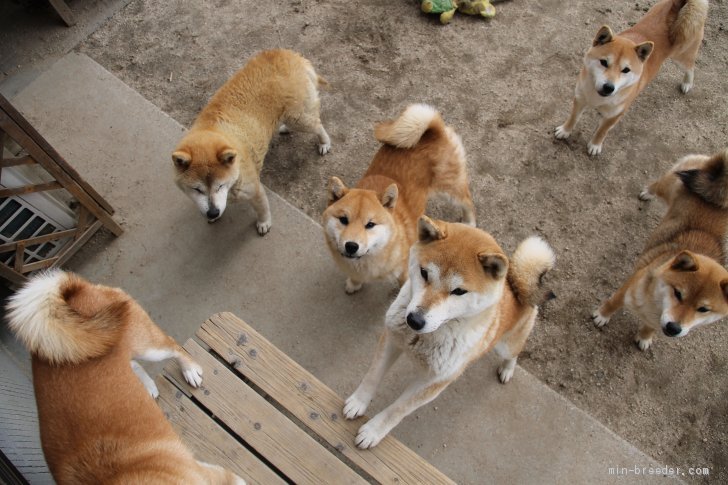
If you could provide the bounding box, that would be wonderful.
[344,242,359,255]
[207,207,220,220]
[663,322,682,337]
[406,312,426,331]
[599,83,615,96]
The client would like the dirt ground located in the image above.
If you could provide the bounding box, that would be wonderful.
[66,0,728,480]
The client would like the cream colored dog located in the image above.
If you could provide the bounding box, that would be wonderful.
[173,49,330,235]
[344,217,555,448]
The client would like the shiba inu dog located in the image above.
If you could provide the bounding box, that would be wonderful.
[555,0,708,155]
[323,104,476,294]
[593,149,728,350]
[6,271,244,484]
[343,217,555,448]
[173,49,330,235]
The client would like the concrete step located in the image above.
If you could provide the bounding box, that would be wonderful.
[5,52,667,483]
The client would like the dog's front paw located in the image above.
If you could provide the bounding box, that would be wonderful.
[343,393,369,420]
[680,81,693,94]
[587,142,603,156]
[635,335,652,351]
[318,142,331,156]
[638,188,655,201]
[497,361,516,384]
[592,310,610,328]
[345,278,363,294]
[182,362,203,388]
[355,417,387,449]
[146,380,160,399]
[554,124,571,139]
[256,219,272,236]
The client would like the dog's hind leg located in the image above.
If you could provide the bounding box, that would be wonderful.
[354,372,450,449]
[285,113,331,156]
[344,329,401,420]
[494,309,537,384]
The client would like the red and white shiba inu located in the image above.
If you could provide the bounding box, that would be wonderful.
[6,271,244,484]
[173,49,330,235]
[555,0,708,155]
[593,149,728,350]
[343,217,555,448]
[323,104,476,294]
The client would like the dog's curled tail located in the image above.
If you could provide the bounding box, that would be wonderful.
[374,103,445,149]
[669,0,708,45]
[508,236,556,308]
[677,149,728,209]
[6,270,128,366]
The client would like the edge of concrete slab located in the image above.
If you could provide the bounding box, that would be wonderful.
[6,52,678,483]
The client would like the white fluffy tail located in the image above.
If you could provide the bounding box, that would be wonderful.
[374,103,443,149]
[508,237,556,307]
[6,270,127,365]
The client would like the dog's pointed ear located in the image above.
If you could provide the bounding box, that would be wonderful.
[721,280,728,304]
[381,184,398,209]
[328,177,348,204]
[593,25,614,46]
[218,149,237,166]
[635,41,654,62]
[172,150,191,170]
[670,251,699,272]
[418,215,446,243]
[479,253,508,279]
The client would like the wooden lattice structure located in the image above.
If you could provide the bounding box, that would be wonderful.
[0,94,122,286]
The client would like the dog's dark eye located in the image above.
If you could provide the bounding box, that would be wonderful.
[339,216,349,225]
[365,221,376,229]
[621,67,631,74]
[420,267,428,282]
[451,288,468,296]
[600,59,608,68]
[193,187,204,194]
[697,306,710,313]
[673,288,683,302]
[216,184,224,193]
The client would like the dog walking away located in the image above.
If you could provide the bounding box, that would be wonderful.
[555,0,708,155]
[6,271,244,484]
[173,49,331,235]
[323,104,476,294]
[343,217,555,448]
[593,149,728,351]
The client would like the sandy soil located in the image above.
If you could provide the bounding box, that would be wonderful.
[80,0,728,481]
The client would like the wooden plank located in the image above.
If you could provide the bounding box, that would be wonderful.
[0,263,26,286]
[0,228,77,253]
[0,181,63,198]
[199,313,455,485]
[0,95,111,214]
[0,156,35,168]
[164,340,367,485]
[155,377,286,485]
[47,0,77,26]
[19,257,58,274]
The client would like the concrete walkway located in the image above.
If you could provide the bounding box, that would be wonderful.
[7,53,668,484]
